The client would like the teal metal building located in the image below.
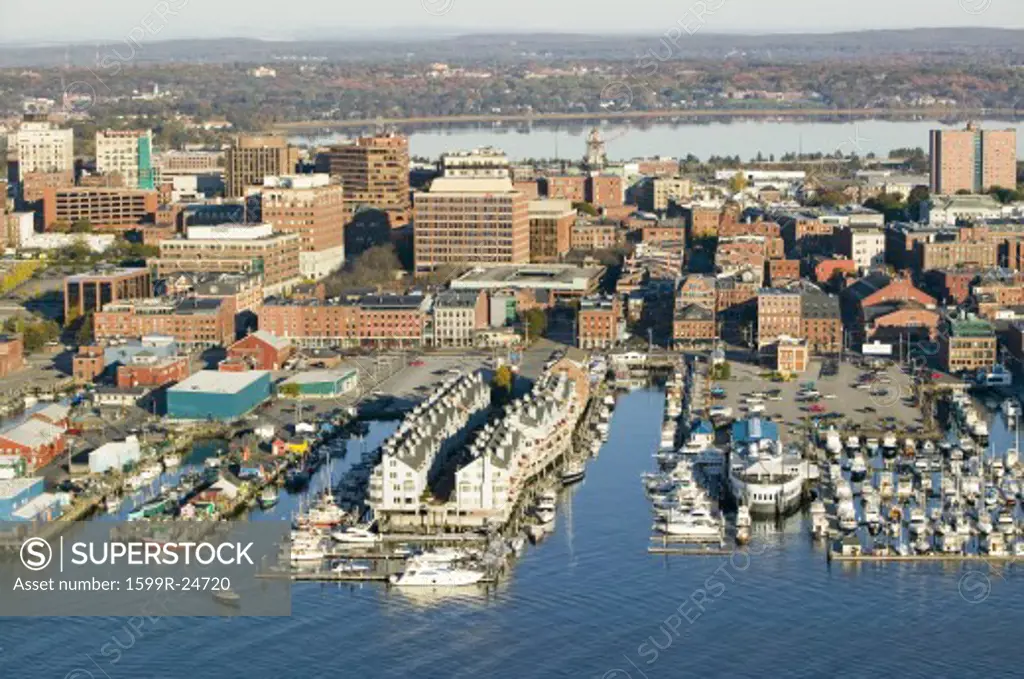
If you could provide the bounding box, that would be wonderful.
[167,370,271,420]
[280,370,359,399]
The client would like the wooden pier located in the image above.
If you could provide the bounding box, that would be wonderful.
[829,552,1024,563]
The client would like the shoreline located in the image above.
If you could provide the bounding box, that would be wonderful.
[273,107,1024,132]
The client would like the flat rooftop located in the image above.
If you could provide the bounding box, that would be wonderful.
[282,369,357,386]
[66,267,148,283]
[451,264,604,292]
[168,370,270,395]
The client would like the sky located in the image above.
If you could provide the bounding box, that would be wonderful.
[1,0,1022,43]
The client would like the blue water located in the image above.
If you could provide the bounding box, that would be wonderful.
[3,390,1024,678]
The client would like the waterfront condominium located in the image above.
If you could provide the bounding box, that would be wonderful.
[95,129,156,189]
[316,133,411,228]
[225,135,300,198]
[413,176,530,273]
[929,122,1017,195]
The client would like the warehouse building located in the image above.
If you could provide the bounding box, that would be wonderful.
[88,436,142,474]
[279,369,358,399]
[167,370,271,420]
[0,477,60,522]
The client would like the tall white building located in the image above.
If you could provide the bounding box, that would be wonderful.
[9,120,74,180]
[95,129,155,189]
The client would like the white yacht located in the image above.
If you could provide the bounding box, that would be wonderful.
[331,526,381,545]
[560,460,586,486]
[837,499,858,532]
[810,500,829,538]
[1003,399,1021,421]
[735,505,752,545]
[657,507,724,541]
[850,453,868,483]
[533,490,557,524]
[389,560,485,588]
[824,429,842,455]
[845,435,860,451]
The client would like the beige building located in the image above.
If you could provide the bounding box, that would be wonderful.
[643,176,693,212]
[259,174,346,280]
[431,290,488,348]
[95,129,155,189]
[930,123,1017,194]
[316,134,410,227]
[155,224,301,295]
[225,135,299,198]
[413,177,530,272]
[10,120,74,180]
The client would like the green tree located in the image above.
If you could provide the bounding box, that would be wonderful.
[491,365,514,406]
[728,171,748,193]
[572,201,598,217]
[76,313,94,346]
[523,308,547,341]
[70,218,93,233]
[278,383,301,399]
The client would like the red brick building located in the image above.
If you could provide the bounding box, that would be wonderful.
[585,175,623,208]
[767,259,800,287]
[258,295,426,348]
[814,258,858,286]
[73,345,106,382]
[543,176,587,202]
[571,222,624,251]
[673,304,717,348]
[0,419,66,470]
[42,186,159,231]
[0,335,25,379]
[227,331,294,371]
[577,295,622,349]
[116,356,191,389]
[93,298,234,349]
[64,268,153,319]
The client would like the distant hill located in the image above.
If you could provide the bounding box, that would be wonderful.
[2,28,1024,67]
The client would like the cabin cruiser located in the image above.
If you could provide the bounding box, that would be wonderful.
[862,498,882,534]
[533,490,557,524]
[908,507,929,536]
[896,475,915,501]
[389,560,485,588]
[656,507,724,541]
[881,435,898,452]
[824,429,843,455]
[810,500,829,539]
[982,531,1008,556]
[332,526,381,545]
[560,460,586,486]
[845,436,860,451]
[735,505,752,545]
[837,499,858,532]
[850,453,868,483]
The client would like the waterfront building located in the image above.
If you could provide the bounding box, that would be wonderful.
[258,294,428,348]
[88,437,142,474]
[432,290,488,348]
[577,295,624,350]
[225,135,300,198]
[673,304,717,349]
[939,316,997,374]
[227,330,294,371]
[115,354,191,389]
[166,370,272,420]
[73,335,180,383]
[64,267,152,319]
[278,370,358,399]
[453,361,589,521]
[259,174,346,280]
[368,373,491,521]
[93,298,234,350]
[0,420,66,471]
[0,477,59,522]
[930,122,1017,195]
[95,129,156,189]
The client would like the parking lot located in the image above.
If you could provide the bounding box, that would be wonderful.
[710,358,926,434]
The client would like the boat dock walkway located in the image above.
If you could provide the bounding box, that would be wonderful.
[257,571,500,583]
[829,552,1024,563]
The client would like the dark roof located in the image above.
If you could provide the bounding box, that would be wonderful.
[357,294,423,310]
[801,291,840,319]
[842,273,891,304]
[676,304,714,321]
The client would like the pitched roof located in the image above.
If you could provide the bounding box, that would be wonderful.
[0,419,64,449]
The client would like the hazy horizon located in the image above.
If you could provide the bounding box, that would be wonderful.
[1,0,1022,44]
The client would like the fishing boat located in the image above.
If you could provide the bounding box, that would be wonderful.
[258,487,279,509]
[128,497,167,520]
[560,460,586,486]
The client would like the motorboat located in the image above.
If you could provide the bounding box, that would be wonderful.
[810,500,829,539]
[982,531,1008,556]
[908,507,928,536]
[533,490,557,524]
[824,429,843,455]
[560,460,586,486]
[1003,399,1021,421]
[850,454,868,483]
[656,508,724,541]
[332,526,381,545]
[845,436,860,451]
[212,589,241,607]
[332,561,371,574]
[837,500,858,532]
[389,562,485,588]
[735,505,752,545]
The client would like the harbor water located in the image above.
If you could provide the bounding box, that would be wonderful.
[4,389,1023,678]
